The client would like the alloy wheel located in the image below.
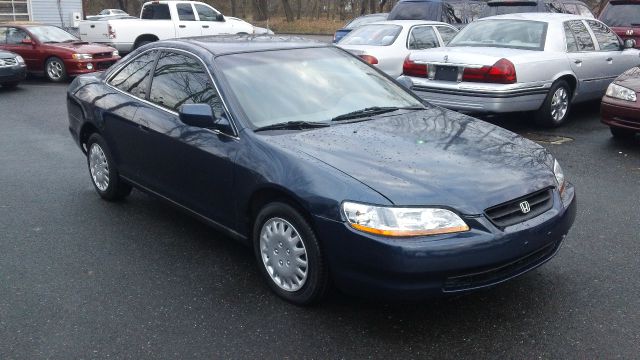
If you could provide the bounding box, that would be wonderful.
[47,60,64,80]
[259,217,308,292]
[550,87,568,122]
[89,143,110,192]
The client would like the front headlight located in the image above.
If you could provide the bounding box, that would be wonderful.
[112,50,119,57]
[553,159,565,194]
[342,201,469,237]
[72,53,93,60]
[606,83,637,102]
[15,55,25,65]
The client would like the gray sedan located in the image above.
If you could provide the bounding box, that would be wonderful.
[400,13,640,126]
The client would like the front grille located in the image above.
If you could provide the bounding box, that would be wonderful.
[93,52,113,59]
[0,58,17,67]
[96,61,115,70]
[485,188,553,228]
[443,240,560,292]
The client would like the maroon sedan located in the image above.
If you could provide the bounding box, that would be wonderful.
[0,24,120,82]
[601,66,640,138]
[599,0,640,49]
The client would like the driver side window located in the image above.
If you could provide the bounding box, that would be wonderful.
[6,28,30,45]
[194,4,220,21]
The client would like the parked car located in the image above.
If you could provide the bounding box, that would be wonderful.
[601,65,640,138]
[86,9,130,20]
[338,20,458,77]
[333,13,388,43]
[0,49,27,88]
[400,13,640,127]
[0,24,120,82]
[387,0,487,26]
[67,36,576,304]
[599,0,640,49]
[78,1,256,53]
[481,0,594,18]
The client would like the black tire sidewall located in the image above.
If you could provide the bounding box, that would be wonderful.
[45,57,67,83]
[536,80,572,127]
[610,127,637,139]
[86,134,130,200]
[252,202,328,305]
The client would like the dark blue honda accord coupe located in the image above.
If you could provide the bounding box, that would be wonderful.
[66,36,576,305]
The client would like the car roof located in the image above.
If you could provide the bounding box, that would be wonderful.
[368,19,451,26]
[165,35,329,56]
[480,12,590,22]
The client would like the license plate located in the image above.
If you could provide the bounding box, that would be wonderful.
[434,65,459,81]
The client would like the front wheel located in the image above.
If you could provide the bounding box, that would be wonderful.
[253,202,329,305]
[535,80,572,127]
[86,133,132,201]
[45,57,67,82]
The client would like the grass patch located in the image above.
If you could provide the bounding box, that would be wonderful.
[253,17,345,35]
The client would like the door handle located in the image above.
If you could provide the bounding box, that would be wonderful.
[202,25,209,28]
[179,24,186,28]
[574,59,582,64]
[606,57,613,61]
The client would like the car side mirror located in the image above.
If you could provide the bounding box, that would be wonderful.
[21,38,34,45]
[216,14,225,21]
[624,39,636,49]
[396,76,414,90]
[179,104,233,134]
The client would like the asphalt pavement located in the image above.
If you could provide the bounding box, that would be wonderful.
[1,75,639,359]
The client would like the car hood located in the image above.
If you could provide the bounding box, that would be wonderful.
[263,108,557,215]
[45,42,116,54]
[614,66,640,90]
[410,46,534,66]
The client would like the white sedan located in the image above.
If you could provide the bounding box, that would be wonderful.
[337,20,458,78]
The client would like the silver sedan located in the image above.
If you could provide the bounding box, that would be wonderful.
[338,20,458,78]
[400,13,640,126]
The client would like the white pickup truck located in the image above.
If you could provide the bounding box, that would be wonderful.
[79,1,256,53]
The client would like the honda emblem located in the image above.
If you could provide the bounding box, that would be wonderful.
[519,201,531,214]
[443,55,449,63]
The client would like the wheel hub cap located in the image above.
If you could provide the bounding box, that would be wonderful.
[47,61,63,79]
[89,143,109,191]
[550,87,568,121]
[259,218,308,292]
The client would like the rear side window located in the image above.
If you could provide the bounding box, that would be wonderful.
[587,20,621,51]
[576,4,592,17]
[407,26,439,50]
[176,4,196,21]
[563,3,578,14]
[436,26,458,44]
[140,4,171,20]
[109,50,158,98]
[565,20,594,51]
[195,4,220,21]
[149,51,224,117]
[564,22,578,52]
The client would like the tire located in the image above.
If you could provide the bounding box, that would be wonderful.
[253,202,329,305]
[1,82,19,88]
[610,127,637,139]
[535,79,572,128]
[45,57,67,82]
[86,133,132,201]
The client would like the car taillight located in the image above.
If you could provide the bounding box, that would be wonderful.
[358,54,378,65]
[108,25,116,39]
[462,58,516,84]
[402,56,427,78]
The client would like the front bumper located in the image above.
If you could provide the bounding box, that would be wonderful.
[601,97,640,132]
[406,78,549,114]
[65,57,120,76]
[314,184,576,299]
[0,64,27,84]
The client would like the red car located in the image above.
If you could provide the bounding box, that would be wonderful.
[599,0,640,49]
[0,24,120,82]
[601,66,640,139]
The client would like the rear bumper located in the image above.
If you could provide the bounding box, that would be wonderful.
[314,184,576,300]
[0,64,27,84]
[601,97,640,131]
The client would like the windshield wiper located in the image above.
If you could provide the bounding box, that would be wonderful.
[253,121,330,132]
[331,106,424,122]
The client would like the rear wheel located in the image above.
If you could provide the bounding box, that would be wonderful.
[535,80,572,127]
[253,202,329,305]
[610,127,637,139]
[45,57,67,82]
[86,133,132,201]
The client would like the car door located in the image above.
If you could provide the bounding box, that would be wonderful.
[103,50,159,180]
[139,50,239,225]
[2,27,39,70]
[174,3,201,37]
[563,20,604,100]
[586,19,639,90]
[194,3,234,35]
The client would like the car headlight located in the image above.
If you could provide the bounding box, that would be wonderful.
[606,83,637,102]
[72,53,93,60]
[112,50,119,57]
[553,159,565,194]
[342,201,469,237]
[15,55,25,65]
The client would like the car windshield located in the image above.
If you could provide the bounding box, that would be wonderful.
[216,47,423,128]
[340,24,402,46]
[345,14,388,29]
[600,3,640,27]
[448,19,547,50]
[28,26,77,43]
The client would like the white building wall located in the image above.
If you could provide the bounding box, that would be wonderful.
[30,0,83,27]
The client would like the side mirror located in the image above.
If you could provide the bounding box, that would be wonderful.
[21,38,34,45]
[624,39,636,49]
[179,104,233,134]
[396,75,414,90]
[216,14,225,21]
